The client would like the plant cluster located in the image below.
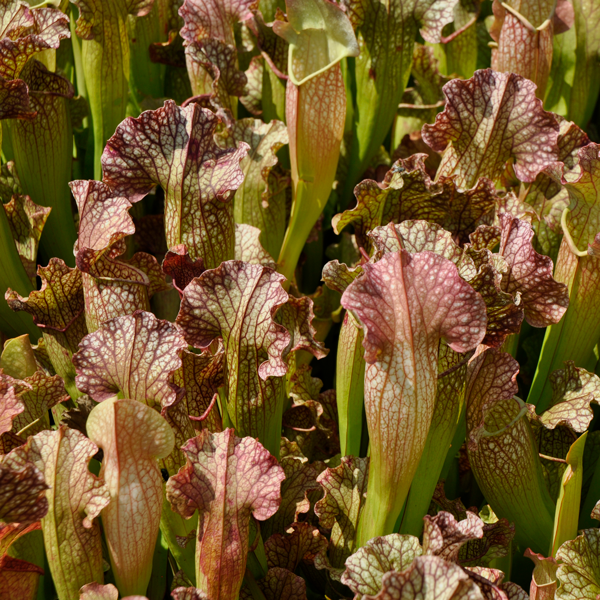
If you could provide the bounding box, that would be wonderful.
[1,0,600,599]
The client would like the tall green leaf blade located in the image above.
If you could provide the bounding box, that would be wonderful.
[128,0,168,104]
[544,17,577,117]
[551,431,587,557]
[335,311,365,458]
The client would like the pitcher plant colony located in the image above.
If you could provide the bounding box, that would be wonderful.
[1,0,600,599]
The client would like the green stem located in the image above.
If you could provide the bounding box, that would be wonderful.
[339,20,416,209]
[146,529,169,600]
[528,250,600,412]
[489,543,513,581]
[261,65,286,124]
[336,312,365,458]
[246,519,268,581]
[128,1,166,105]
[277,180,317,286]
[569,0,600,127]
[159,492,197,586]
[400,347,468,538]
[70,10,87,99]
[244,570,268,600]
[551,432,587,557]
[262,383,285,461]
[300,231,323,294]
[357,481,406,544]
[501,332,520,359]
[527,317,569,412]
[441,413,467,481]
[401,407,466,538]
[443,456,461,501]
[579,442,600,529]
[218,387,232,430]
